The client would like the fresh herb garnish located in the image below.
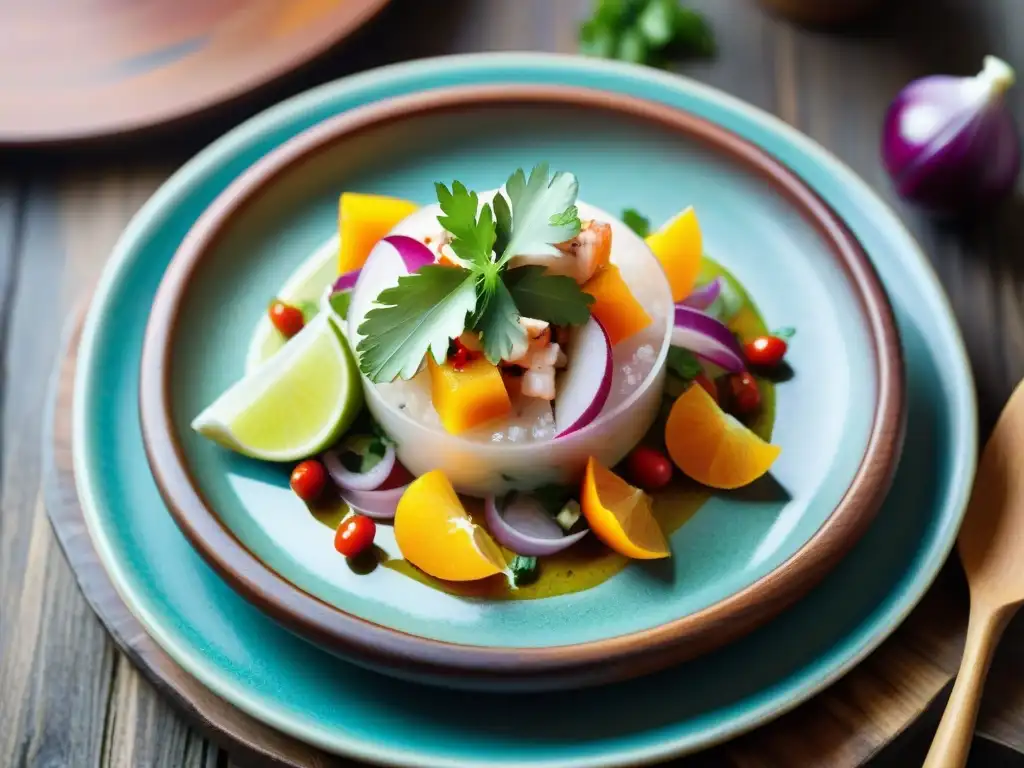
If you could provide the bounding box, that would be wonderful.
[579,0,715,68]
[475,277,525,365]
[510,555,539,587]
[773,326,797,340]
[339,435,388,473]
[328,291,351,320]
[501,164,581,261]
[356,164,593,382]
[666,346,703,381]
[502,266,594,326]
[357,265,479,382]
[622,208,651,237]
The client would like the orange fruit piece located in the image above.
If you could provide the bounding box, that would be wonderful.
[583,264,652,346]
[338,192,419,274]
[428,356,512,435]
[665,383,781,490]
[394,470,508,582]
[580,457,670,560]
[646,206,703,302]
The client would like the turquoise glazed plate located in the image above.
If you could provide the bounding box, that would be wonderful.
[75,54,976,765]
[137,83,903,691]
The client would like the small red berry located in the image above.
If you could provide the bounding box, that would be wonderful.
[335,514,376,558]
[726,372,761,416]
[269,299,305,338]
[694,372,718,403]
[290,460,327,503]
[744,335,788,367]
[626,445,674,490]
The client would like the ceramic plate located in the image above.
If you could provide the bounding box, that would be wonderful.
[137,84,903,690]
[74,54,975,765]
[0,0,389,144]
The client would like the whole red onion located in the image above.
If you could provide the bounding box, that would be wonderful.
[882,56,1021,213]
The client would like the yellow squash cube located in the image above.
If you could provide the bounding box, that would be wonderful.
[428,356,511,435]
[583,264,652,346]
[338,192,419,274]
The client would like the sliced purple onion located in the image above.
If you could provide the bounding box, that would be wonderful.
[673,305,746,373]
[681,278,722,311]
[484,494,588,557]
[323,440,396,491]
[554,317,613,438]
[339,485,407,521]
[381,235,435,272]
[332,268,361,293]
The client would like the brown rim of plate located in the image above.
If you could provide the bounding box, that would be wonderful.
[0,0,391,146]
[139,84,906,689]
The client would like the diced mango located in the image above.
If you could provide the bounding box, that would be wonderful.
[428,356,511,435]
[583,265,652,346]
[646,206,703,302]
[338,193,419,274]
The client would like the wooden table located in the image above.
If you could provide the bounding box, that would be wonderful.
[3,1,1024,765]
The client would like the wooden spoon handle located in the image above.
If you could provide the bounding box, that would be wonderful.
[923,604,1012,768]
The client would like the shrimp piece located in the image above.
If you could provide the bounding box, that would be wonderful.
[506,318,551,364]
[507,219,613,284]
[555,220,612,283]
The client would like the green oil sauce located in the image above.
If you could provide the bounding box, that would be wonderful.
[310,259,777,601]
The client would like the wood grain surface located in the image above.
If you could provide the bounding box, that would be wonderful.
[3,0,1024,765]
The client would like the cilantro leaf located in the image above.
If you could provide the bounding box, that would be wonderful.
[436,182,496,268]
[578,0,715,68]
[579,18,617,58]
[666,346,703,381]
[616,26,650,64]
[500,164,581,263]
[356,266,478,382]
[328,291,350,320]
[637,0,676,48]
[503,266,594,326]
[474,277,527,364]
[493,191,512,256]
[622,208,651,237]
[668,7,715,58]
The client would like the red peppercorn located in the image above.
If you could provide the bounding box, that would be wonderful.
[626,445,674,491]
[269,299,305,338]
[726,372,761,417]
[290,460,328,503]
[334,514,376,558]
[744,335,788,367]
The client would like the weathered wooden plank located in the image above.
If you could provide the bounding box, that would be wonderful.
[0,176,119,768]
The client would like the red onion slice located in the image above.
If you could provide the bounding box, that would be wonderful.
[381,235,435,272]
[339,485,407,521]
[681,278,722,311]
[484,494,588,557]
[554,317,613,437]
[332,268,361,293]
[323,440,396,491]
[672,305,746,373]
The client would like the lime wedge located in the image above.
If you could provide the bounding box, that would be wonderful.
[192,312,362,462]
[245,235,338,372]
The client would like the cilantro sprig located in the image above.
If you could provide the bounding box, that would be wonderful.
[580,0,715,68]
[356,164,595,382]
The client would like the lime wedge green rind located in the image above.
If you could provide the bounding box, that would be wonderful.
[193,312,362,462]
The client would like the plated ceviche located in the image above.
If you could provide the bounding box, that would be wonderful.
[192,164,792,594]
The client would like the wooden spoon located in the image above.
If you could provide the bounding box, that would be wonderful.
[923,380,1024,767]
